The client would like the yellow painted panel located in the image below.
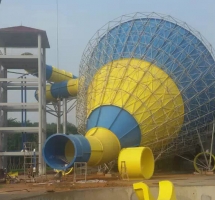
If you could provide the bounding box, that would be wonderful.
[65,140,75,163]
[67,79,78,97]
[133,182,155,200]
[46,85,57,102]
[49,66,73,82]
[118,147,154,179]
[87,58,184,148]
[157,181,177,200]
[36,85,56,103]
[133,181,177,200]
[86,127,121,166]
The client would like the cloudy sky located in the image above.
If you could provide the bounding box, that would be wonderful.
[0,0,215,125]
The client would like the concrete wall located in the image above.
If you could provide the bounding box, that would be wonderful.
[17,186,214,200]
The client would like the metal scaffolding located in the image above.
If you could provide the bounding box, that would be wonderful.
[0,26,49,174]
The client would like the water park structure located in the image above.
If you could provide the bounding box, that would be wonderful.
[1,12,215,180]
[43,12,215,174]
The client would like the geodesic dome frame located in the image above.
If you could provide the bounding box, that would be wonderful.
[76,12,215,158]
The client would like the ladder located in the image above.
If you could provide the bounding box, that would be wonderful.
[120,161,129,180]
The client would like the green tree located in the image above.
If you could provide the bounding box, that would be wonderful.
[7,118,78,151]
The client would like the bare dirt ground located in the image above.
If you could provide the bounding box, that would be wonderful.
[0,172,215,199]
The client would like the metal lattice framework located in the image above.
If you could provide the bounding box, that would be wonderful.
[76,12,215,158]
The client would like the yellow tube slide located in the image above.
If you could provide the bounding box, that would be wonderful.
[85,127,121,166]
[48,66,73,83]
[118,147,154,179]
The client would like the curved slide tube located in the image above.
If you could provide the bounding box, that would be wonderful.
[27,65,77,82]
[118,147,154,180]
[133,181,177,200]
[43,106,142,170]
[35,79,78,103]
[27,65,78,102]
[43,127,121,170]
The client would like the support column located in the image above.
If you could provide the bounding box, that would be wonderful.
[43,48,46,143]
[42,48,47,173]
[63,98,67,134]
[38,34,46,175]
[0,63,3,169]
[0,64,7,169]
[57,101,61,133]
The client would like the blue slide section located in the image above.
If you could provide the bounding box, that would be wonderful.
[87,105,141,148]
[42,134,91,170]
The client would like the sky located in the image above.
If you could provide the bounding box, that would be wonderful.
[0,0,215,125]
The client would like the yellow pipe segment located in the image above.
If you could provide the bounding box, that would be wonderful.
[157,181,177,200]
[45,85,57,102]
[65,140,75,162]
[36,80,78,103]
[67,79,79,97]
[49,66,73,82]
[133,182,155,200]
[35,85,57,103]
[118,147,154,179]
[85,127,121,166]
[133,181,177,200]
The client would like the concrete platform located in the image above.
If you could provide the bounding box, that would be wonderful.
[0,173,215,200]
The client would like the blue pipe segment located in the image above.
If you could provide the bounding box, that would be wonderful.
[51,81,70,99]
[28,65,77,81]
[42,134,91,170]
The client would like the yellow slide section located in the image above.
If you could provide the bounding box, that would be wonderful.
[133,181,177,200]
[87,58,184,148]
[85,127,121,166]
[35,85,57,103]
[35,79,78,103]
[45,85,57,102]
[118,147,154,179]
[133,182,155,200]
[49,66,73,83]
[67,79,79,97]
[64,127,121,167]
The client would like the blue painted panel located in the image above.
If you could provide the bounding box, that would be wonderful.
[87,105,141,148]
[42,134,69,169]
[46,65,53,80]
[51,81,70,99]
[42,134,91,170]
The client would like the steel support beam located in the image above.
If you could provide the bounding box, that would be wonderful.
[57,101,61,133]
[0,65,7,168]
[38,34,46,175]
[0,78,38,82]
[0,127,38,133]
[4,82,38,86]
[63,98,67,134]
[0,152,39,156]
[5,87,38,90]
[41,47,47,174]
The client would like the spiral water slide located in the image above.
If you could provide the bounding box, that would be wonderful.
[42,13,215,171]
[27,65,78,102]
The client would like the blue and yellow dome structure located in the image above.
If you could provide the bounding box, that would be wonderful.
[43,13,215,170]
